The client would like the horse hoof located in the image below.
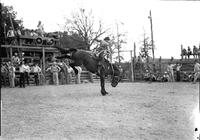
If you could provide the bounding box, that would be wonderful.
[101,92,109,96]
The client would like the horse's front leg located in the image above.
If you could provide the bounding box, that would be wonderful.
[100,70,108,96]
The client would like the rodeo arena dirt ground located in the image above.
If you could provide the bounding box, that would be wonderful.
[1,82,199,140]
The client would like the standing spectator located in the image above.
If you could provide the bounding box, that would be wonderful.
[187,46,192,59]
[1,63,8,87]
[8,62,16,88]
[176,63,182,82]
[58,61,66,85]
[19,62,26,88]
[167,63,175,82]
[24,63,31,86]
[33,63,41,86]
[75,66,82,84]
[193,60,200,84]
[46,62,61,85]
[37,21,44,37]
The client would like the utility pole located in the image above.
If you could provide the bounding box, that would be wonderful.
[116,22,120,63]
[148,10,155,61]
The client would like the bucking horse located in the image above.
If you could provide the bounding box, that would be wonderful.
[54,46,121,96]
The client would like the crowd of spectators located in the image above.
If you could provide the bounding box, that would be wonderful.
[1,52,82,88]
[182,45,200,59]
[143,60,200,83]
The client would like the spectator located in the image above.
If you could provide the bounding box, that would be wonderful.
[193,45,198,59]
[187,46,192,59]
[198,45,200,59]
[8,62,16,88]
[162,72,169,82]
[193,60,200,84]
[75,66,82,84]
[33,63,41,86]
[1,63,8,87]
[176,63,182,82]
[182,48,187,59]
[12,52,20,66]
[37,21,44,37]
[19,62,26,88]
[46,61,61,85]
[24,63,31,86]
[167,62,175,82]
[7,28,15,44]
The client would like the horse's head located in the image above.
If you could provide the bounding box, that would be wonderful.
[109,64,122,87]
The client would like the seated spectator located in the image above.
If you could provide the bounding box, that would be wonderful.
[162,72,169,82]
[187,46,192,59]
[198,46,200,59]
[12,52,20,66]
[182,48,187,59]
[193,45,198,59]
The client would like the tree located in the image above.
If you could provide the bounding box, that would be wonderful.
[111,22,127,63]
[63,8,107,50]
[0,3,23,43]
[139,32,152,62]
[59,31,87,49]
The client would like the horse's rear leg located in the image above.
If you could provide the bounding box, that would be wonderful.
[100,69,108,96]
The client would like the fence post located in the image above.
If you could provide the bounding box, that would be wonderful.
[181,44,183,60]
[130,51,134,82]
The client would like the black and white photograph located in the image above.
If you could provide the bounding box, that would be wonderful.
[1,0,200,139]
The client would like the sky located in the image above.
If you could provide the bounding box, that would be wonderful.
[2,0,200,60]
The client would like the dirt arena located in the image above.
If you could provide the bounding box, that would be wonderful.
[1,82,199,140]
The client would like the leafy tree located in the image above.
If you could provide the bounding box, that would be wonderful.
[63,8,107,50]
[1,4,23,32]
[59,31,87,49]
[139,33,151,62]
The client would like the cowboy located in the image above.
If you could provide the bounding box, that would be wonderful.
[94,37,112,73]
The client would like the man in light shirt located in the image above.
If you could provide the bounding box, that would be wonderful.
[167,62,175,82]
[193,60,200,84]
[24,63,31,86]
[33,63,41,86]
[19,62,26,88]
[8,62,16,88]
[46,62,61,85]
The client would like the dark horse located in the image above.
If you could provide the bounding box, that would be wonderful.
[54,47,121,96]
